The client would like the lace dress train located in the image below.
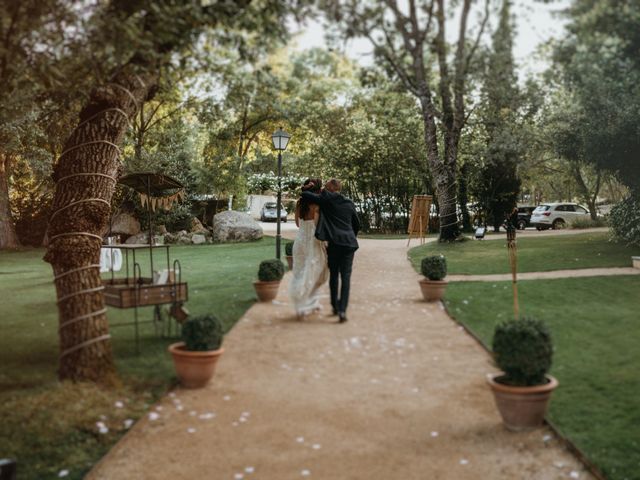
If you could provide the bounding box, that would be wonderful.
[288,220,329,316]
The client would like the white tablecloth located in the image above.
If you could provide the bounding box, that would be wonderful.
[100,248,123,273]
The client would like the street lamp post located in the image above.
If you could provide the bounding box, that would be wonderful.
[271,127,291,260]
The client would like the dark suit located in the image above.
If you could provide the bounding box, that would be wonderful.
[301,190,360,315]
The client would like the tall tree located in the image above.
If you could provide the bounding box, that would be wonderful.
[547,93,604,219]
[43,0,294,383]
[321,0,490,240]
[196,47,357,202]
[313,83,428,232]
[553,0,640,193]
[0,0,78,248]
[197,60,284,201]
[472,0,521,231]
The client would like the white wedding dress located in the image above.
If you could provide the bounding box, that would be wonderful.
[288,219,329,316]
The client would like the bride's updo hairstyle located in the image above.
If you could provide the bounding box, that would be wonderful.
[299,178,322,218]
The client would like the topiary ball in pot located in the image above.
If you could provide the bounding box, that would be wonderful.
[182,314,224,352]
[284,241,295,269]
[421,255,447,281]
[492,317,552,386]
[487,317,558,431]
[254,259,285,301]
[169,314,225,388]
[258,259,285,282]
[285,241,294,257]
[418,255,448,301]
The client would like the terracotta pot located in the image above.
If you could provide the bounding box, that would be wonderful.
[169,342,224,388]
[285,255,294,270]
[419,278,448,302]
[253,280,280,302]
[487,373,559,431]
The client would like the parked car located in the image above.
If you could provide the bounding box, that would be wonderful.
[516,206,536,230]
[596,203,613,216]
[530,203,590,230]
[260,202,287,222]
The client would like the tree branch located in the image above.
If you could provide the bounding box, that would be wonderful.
[465,0,490,74]
[146,97,199,130]
[435,0,453,129]
[244,114,278,134]
[143,100,165,130]
[363,24,420,96]
[453,0,472,131]
[241,130,261,158]
[385,0,417,58]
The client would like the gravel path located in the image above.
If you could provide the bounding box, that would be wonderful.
[88,239,593,480]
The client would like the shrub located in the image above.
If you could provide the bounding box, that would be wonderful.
[609,195,640,247]
[421,255,447,281]
[258,259,285,282]
[285,241,294,256]
[571,217,607,229]
[182,315,224,352]
[137,198,194,232]
[492,317,553,386]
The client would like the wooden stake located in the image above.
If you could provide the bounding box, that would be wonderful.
[507,230,519,319]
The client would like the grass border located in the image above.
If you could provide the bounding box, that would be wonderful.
[440,298,608,480]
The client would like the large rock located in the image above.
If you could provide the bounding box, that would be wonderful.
[192,234,206,245]
[125,232,148,245]
[109,212,141,236]
[213,210,263,242]
[175,230,192,245]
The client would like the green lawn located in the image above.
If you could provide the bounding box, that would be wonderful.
[0,238,276,480]
[408,232,640,275]
[443,277,640,480]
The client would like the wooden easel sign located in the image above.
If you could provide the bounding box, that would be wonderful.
[407,194,433,247]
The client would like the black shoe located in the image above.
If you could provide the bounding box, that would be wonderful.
[338,312,348,323]
[331,307,338,316]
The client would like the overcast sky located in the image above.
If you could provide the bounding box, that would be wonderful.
[290,0,571,80]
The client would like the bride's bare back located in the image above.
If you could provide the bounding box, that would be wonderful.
[295,201,319,226]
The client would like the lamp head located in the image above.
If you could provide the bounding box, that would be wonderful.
[271,127,291,151]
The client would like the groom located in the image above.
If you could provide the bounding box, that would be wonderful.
[301,179,360,323]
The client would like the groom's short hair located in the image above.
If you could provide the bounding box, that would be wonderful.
[326,178,342,192]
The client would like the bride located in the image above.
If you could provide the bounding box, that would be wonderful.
[288,178,329,319]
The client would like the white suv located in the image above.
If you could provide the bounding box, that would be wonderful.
[530,203,590,230]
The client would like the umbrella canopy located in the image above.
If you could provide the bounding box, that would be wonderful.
[118,172,184,196]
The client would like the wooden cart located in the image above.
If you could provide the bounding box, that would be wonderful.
[104,173,190,352]
[102,244,188,352]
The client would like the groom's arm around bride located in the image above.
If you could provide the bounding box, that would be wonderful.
[300,179,360,248]
[301,179,359,322]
